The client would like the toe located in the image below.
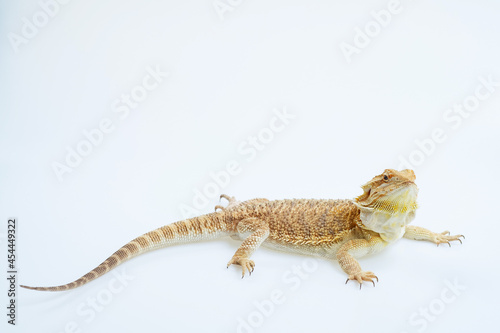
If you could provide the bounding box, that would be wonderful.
[346,271,378,288]
[220,194,230,201]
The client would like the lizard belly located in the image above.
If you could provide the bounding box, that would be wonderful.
[232,231,343,259]
[261,239,342,259]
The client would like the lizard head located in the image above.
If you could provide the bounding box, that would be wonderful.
[355,169,418,215]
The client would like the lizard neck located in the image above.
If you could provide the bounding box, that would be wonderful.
[353,183,418,242]
[357,208,416,243]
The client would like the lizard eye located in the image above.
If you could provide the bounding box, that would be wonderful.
[383,175,389,181]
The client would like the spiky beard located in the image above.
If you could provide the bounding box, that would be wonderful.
[355,185,419,242]
[356,184,418,214]
[370,186,418,215]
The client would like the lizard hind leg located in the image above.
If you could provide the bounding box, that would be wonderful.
[215,194,241,211]
[227,217,269,278]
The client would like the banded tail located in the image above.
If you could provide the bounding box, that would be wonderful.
[21,213,227,291]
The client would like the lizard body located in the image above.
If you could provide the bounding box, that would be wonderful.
[21,169,463,291]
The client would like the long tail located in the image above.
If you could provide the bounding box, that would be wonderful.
[21,213,228,291]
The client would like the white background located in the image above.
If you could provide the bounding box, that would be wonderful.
[1,1,499,332]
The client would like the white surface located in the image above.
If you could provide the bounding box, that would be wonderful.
[1,1,499,332]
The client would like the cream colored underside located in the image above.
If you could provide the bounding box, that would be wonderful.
[261,238,345,259]
[260,233,389,260]
[231,231,344,259]
[359,209,415,242]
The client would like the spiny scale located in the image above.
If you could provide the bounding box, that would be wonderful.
[373,199,418,214]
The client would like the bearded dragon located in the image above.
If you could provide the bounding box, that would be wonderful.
[21,169,463,291]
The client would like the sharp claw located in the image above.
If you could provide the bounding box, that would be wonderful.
[359,284,362,290]
[458,238,462,244]
[221,194,233,202]
[345,278,349,284]
[447,241,451,247]
[371,280,375,287]
[460,235,465,239]
[375,276,379,282]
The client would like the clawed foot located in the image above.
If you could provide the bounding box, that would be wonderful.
[434,231,465,247]
[227,256,255,278]
[345,271,378,289]
[215,194,241,212]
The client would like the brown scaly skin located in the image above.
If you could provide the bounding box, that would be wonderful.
[21,169,464,291]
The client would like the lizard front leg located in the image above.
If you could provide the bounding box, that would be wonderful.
[227,218,269,278]
[336,236,385,288]
[404,225,464,246]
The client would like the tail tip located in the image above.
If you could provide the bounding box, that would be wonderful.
[20,285,42,291]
